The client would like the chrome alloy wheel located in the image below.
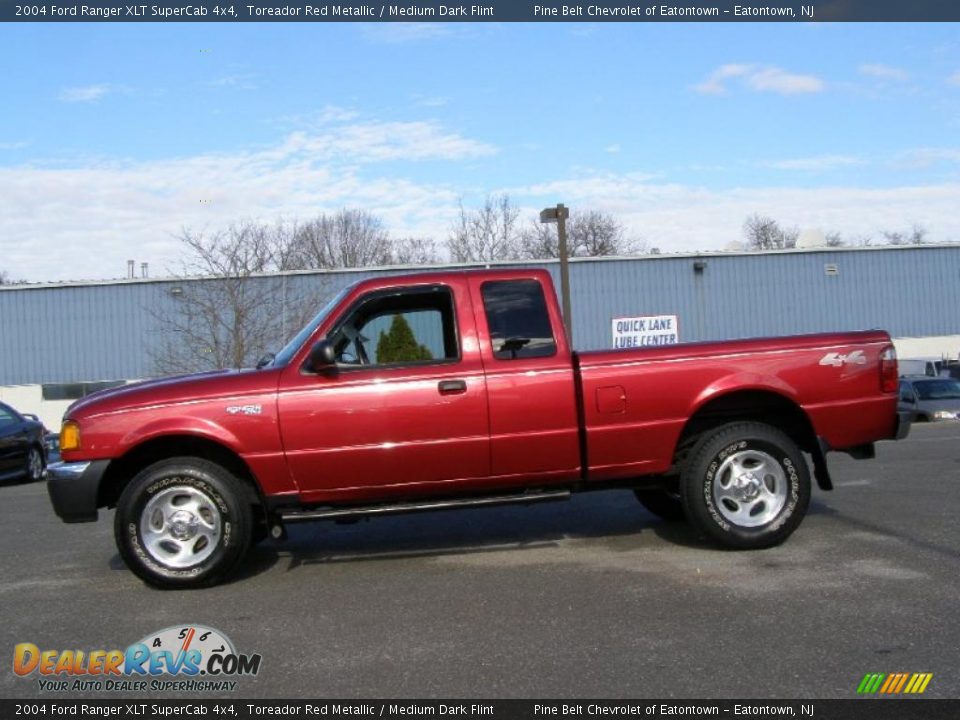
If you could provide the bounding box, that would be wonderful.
[713,449,788,528]
[27,448,43,481]
[139,486,222,569]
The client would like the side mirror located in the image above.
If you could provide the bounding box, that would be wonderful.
[307,339,336,372]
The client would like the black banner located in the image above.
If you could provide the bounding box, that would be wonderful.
[1,700,958,720]
[2,0,960,23]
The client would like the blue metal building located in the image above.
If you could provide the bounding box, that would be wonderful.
[1,244,958,388]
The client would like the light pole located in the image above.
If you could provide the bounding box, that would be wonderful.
[539,203,572,344]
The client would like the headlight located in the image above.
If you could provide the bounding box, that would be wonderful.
[933,410,958,421]
[60,421,81,451]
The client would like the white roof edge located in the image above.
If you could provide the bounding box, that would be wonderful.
[3,242,958,292]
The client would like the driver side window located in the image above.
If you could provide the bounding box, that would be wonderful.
[327,286,459,368]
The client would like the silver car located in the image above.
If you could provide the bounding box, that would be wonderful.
[898,376,960,422]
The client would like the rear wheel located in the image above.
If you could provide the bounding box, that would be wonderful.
[114,458,253,589]
[681,422,810,549]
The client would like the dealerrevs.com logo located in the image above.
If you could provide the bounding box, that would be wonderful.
[14,625,261,693]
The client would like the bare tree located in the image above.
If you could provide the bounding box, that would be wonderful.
[393,237,440,265]
[284,209,393,270]
[447,194,523,263]
[742,214,799,250]
[520,210,643,259]
[149,222,325,376]
[824,231,845,247]
[149,209,444,375]
[882,223,928,245]
[0,270,8,285]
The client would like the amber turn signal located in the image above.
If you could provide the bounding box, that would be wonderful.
[60,421,81,452]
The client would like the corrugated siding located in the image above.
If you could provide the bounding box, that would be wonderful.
[1,246,958,385]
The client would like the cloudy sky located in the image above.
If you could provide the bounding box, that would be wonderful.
[2,21,959,282]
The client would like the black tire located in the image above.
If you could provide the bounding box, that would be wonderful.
[680,422,811,549]
[114,457,253,589]
[634,488,686,522]
[25,445,45,483]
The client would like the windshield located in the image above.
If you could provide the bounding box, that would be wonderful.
[914,379,960,401]
[270,286,351,368]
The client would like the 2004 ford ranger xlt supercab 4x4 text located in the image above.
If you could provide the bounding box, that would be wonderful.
[47,269,910,588]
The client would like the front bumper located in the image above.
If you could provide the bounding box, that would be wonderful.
[46,460,110,523]
[894,410,912,440]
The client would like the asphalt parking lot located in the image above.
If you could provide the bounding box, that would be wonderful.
[2,422,958,700]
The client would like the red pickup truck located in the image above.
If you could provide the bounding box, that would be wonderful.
[48,268,909,588]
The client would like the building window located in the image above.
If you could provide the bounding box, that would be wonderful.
[41,380,126,402]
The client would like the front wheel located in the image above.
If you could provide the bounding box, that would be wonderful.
[681,422,811,549]
[114,458,253,589]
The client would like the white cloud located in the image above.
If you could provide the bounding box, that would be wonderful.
[506,173,960,253]
[281,105,388,129]
[695,64,824,96]
[0,141,28,151]
[949,70,960,86]
[277,120,496,163]
[898,147,960,167]
[209,74,258,91]
[746,67,824,94]
[694,64,752,94]
[58,85,110,103]
[605,144,621,154]
[0,117,497,282]
[765,155,863,171]
[412,95,447,108]
[506,172,660,200]
[361,23,452,44]
[859,64,910,81]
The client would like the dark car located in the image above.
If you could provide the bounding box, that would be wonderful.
[45,433,61,464]
[898,376,960,422]
[941,363,960,381]
[0,402,48,483]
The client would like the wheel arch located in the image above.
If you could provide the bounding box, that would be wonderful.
[675,388,831,490]
[97,434,267,513]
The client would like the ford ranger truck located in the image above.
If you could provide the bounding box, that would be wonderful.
[47,269,910,588]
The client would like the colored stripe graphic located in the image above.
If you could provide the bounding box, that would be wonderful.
[857,673,885,694]
[893,673,909,693]
[906,673,933,694]
[857,672,933,694]
[879,674,896,693]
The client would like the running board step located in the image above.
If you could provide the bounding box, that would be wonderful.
[280,489,572,523]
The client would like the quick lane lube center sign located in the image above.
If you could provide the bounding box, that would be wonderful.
[612,315,679,348]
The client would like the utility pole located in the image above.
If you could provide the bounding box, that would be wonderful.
[540,203,572,344]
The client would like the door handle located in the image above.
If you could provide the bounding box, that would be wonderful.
[438,380,467,395]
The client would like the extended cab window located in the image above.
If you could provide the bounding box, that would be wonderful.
[326,286,458,368]
[481,280,557,360]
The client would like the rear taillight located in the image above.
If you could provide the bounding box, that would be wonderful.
[880,345,898,393]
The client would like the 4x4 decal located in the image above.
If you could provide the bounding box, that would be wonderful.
[819,350,867,367]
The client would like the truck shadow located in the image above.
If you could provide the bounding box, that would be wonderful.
[231,489,719,581]
[110,494,854,586]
